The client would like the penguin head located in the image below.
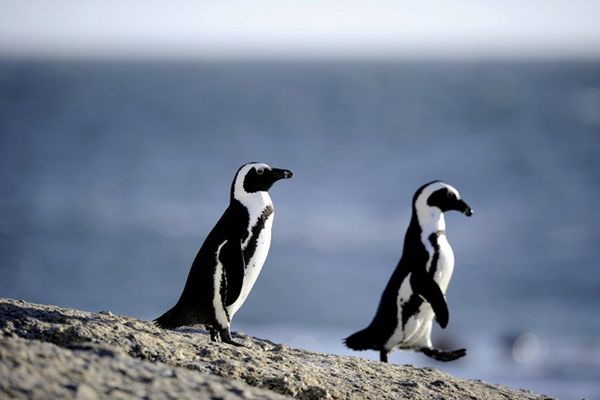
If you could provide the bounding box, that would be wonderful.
[414,181,473,222]
[232,162,293,199]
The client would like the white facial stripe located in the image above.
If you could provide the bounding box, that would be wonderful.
[233,162,270,199]
[417,181,460,204]
[414,181,461,233]
[447,186,460,199]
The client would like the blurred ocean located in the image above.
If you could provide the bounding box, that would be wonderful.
[0,60,599,399]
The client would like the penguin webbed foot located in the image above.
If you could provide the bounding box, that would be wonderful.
[208,328,219,342]
[219,328,245,347]
[421,347,466,362]
[379,350,389,363]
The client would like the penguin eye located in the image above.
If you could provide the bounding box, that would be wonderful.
[447,191,455,199]
[256,168,264,175]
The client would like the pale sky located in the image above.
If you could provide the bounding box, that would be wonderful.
[1,0,600,60]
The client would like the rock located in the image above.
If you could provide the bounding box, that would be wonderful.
[0,298,553,399]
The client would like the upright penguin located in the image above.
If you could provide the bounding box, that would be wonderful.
[155,162,293,345]
[345,181,473,363]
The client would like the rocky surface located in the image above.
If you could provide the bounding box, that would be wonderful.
[0,298,553,399]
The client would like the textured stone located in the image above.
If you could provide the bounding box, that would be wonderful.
[0,298,553,399]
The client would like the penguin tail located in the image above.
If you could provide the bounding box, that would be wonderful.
[344,326,378,351]
[154,305,190,330]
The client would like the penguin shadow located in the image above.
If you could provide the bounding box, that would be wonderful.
[173,326,211,337]
[172,326,272,348]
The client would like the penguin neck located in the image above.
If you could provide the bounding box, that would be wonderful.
[233,190,273,213]
[233,191,274,249]
[416,206,446,236]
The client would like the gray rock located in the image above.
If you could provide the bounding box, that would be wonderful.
[0,298,554,399]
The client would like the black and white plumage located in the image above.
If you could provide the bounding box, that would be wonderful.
[155,162,293,345]
[345,181,473,363]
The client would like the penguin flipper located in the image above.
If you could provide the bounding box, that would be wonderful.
[221,238,246,307]
[410,270,449,328]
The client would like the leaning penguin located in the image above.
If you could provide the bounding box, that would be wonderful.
[345,181,473,362]
[155,162,293,345]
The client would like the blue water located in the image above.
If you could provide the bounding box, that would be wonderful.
[1,60,599,399]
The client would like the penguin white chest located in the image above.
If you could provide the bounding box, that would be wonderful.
[227,195,274,318]
[429,234,454,293]
[242,214,273,296]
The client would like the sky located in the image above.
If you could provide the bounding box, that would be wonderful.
[1,0,600,60]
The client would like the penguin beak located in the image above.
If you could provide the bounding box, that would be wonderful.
[270,168,294,181]
[457,199,473,217]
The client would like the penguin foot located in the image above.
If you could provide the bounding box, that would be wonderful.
[379,350,389,363]
[421,347,466,362]
[219,329,245,347]
[209,328,219,342]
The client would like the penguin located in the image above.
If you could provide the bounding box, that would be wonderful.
[345,181,473,363]
[155,162,293,345]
